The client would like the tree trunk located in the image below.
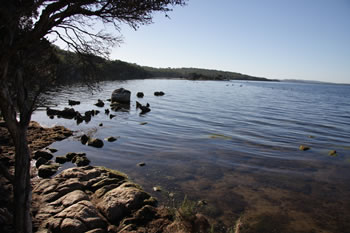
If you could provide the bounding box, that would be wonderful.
[13,125,32,233]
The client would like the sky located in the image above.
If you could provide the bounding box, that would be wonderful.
[107,0,350,84]
[51,0,350,84]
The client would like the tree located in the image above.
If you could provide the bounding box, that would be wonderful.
[0,1,186,232]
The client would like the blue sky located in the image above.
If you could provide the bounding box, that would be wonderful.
[108,0,350,83]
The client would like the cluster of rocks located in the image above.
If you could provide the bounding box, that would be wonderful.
[136,91,165,98]
[46,88,166,123]
[32,166,179,233]
[154,91,165,96]
[46,107,100,125]
[0,122,73,233]
[34,149,92,178]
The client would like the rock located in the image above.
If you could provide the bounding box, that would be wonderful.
[328,150,337,156]
[99,123,103,127]
[136,92,144,98]
[153,186,162,192]
[72,155,90,167]
[56,156,68,164]
[95,99,104,107]
[136,101,151,115]
[137,162,146,167]
[81,134,89,145]
[105,109,110,115]
[46,107,78,119]
[105,136,117,142]
[109,114,116,119]
[49,200,106,233]
[154,91,165,96]
[96,182,152,223]
[85,110,93,117]
[299,145,310,151]
[32,166,174,233]
[111,88,131,104]
[61,108,78,119]
[68,100,80,106]
[65,152,80,161]
[193,213,210,233]
[38,163,60,178]
[88,138,104,148]
[33,150,53,160]
[75,113,84,125]
[48,148,58,153]
[139,122,148,125]
[36,157,48,168]
[197,200,208,206]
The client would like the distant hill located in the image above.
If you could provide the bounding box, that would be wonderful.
[54,48,276,84]
[144,67,275,81]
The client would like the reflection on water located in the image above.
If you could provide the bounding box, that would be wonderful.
[32,80,350,233]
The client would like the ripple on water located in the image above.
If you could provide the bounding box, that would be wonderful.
[32,80,350,232]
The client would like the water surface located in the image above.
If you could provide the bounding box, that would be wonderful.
[32,80,350,233]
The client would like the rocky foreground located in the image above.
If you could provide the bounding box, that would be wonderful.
[33,166,183,233]
[0,122,210,233]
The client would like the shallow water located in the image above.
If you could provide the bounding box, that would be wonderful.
[32,80,350,232]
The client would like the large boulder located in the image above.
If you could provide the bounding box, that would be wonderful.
[96,182,152,223]
[111,88,131,104]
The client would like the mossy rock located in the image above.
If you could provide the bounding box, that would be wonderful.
[38,163,60,178]
[55,155,67,164]
[33,150,53,160]
[97,166,128,180]
[299,145,310,151]
[328,150,337,156]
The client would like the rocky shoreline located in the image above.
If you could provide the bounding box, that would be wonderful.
[0,122,210,233]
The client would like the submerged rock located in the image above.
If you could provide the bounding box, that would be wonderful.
[328,150,337,156]
[65,152,86,162]
[72,155,90,167]
[88,138,104,148]
[299,145,310,151]
[105,136,117,142]
[153,186,162,192]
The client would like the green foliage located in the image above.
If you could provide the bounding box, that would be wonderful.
[177,195,198,222]
[53,48,277,85]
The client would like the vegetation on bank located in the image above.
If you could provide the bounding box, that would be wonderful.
[54,48,276,84]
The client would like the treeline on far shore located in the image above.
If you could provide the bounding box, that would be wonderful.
[54,47,277,85]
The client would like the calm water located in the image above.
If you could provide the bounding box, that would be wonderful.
[32,79,350,233]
